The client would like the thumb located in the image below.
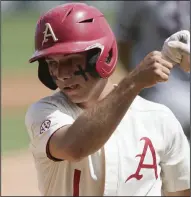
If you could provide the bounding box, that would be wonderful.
[168,41,190,56]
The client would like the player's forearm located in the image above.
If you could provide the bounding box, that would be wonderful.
[64,74,141,159]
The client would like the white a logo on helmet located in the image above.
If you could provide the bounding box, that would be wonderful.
[42,23,58,46]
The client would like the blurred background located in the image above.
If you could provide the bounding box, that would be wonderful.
[1,1,190,196]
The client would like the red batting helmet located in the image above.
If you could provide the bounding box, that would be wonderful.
[29,3,118,90]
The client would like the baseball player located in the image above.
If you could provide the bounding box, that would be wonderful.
[25,3,190,196]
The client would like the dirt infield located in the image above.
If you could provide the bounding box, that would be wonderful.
[2,150,40,196]
[1,67,125,196]
[2,73,52,109]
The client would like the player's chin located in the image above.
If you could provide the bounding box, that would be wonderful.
[64,91,86,103]
[69,96,87,105]
[61,87,89,104]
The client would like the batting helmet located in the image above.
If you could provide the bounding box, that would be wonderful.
[29,3,118,90]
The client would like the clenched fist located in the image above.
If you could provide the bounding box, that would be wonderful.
[131,51,173,89]
[161,30,190,72]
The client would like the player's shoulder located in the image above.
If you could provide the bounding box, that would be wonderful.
[25,91,80,124]
[131,95,173,116]
[26,91,63,114]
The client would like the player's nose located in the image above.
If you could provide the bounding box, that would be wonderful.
[57,64,73,80]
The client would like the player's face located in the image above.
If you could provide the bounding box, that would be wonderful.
[46,53,106,106]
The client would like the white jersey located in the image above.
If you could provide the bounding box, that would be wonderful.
[25,91,190,196]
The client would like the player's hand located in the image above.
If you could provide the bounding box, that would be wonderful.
[131,51,173,89]
[161,30,190,72]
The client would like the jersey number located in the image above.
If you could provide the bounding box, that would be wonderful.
[73,169,81,196]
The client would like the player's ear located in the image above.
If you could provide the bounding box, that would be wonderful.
[38,58,58,90]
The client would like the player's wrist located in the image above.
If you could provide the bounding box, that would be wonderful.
[123,70,144,93]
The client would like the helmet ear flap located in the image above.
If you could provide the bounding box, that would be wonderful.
[38,59,57,90]
[86,48,101,78]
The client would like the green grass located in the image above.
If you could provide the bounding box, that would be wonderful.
[2,11,40,76]
[2,109,30,154]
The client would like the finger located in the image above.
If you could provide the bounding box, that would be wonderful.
[147,51,162,58]
[157,63,171,75]
[145,52,162,65]
[158,57,174,69]
[154,68,169,82]
[148,56,174,70]
[150,62,171,76]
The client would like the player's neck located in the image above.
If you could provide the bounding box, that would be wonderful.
[97,79,115,101]
[77,79,114,109]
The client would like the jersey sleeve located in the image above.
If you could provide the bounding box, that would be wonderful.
[160,109,190,192]
[25,101,74,158]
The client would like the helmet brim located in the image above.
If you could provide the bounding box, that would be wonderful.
[29,40,104,63]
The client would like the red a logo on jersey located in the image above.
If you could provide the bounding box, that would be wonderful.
[125,137,158,182]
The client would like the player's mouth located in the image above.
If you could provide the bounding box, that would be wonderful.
[63,84,80,93]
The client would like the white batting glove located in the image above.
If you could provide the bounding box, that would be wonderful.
[161,30,190,72]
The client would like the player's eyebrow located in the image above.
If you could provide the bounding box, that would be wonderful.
[46,57,54,60]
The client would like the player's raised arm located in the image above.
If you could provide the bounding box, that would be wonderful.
[48,51,173,161]
[27,3,177,162]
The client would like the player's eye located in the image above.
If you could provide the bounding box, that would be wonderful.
[49,61,58,68]
[60,58,73,67]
